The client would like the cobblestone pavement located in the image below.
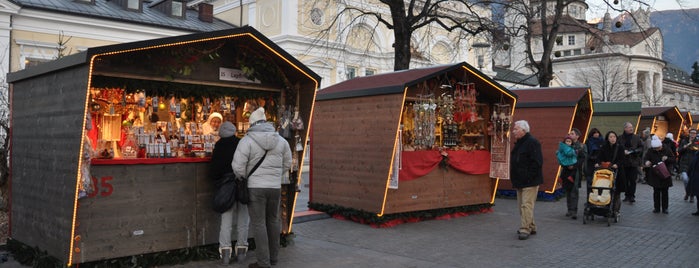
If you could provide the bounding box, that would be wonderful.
[3,178,699,267]
[182,179,699,268]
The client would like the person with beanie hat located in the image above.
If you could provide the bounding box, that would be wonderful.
[203,112,224,140]
[662,133,678,177]
[210,121,249,264]
[643,135,675,214]
[233,106,291,268]
[248,107,266,125]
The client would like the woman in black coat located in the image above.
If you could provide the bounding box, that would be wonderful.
[687,149,699,215]
[643,137,676,214]
[594,131,625,215]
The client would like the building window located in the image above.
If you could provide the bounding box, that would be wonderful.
[171,1,183,17]
[563,50,572,56]
[573,49,582,55]
[556,35,563,46]
[568,36,575,46]
[365,68,375,76]
[127,0,140,10]
[346,66,357,80]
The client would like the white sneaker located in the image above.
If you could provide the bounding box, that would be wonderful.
[235,245,248,262]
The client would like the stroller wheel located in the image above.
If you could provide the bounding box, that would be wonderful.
[607,217,611,226]
[583,216,587,224]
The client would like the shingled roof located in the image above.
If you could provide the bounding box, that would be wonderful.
[11,0,234,32]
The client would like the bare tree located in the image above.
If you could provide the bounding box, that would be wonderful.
[491,0,657,87]
[308,0,491,71]
[574,56,629,102]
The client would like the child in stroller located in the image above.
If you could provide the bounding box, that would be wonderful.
[584,168,619,225]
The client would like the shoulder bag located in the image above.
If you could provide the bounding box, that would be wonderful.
[212,173,238,213]
[236,150,268,204]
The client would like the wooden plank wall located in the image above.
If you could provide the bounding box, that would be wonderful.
[311,94,403,214]
[10,66,90,263]
[77,163,211,263]
[384,168,493,214]
[499,107,573,192]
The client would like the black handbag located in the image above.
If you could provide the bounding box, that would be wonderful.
[236,151,268,205]
[213,173,237,213]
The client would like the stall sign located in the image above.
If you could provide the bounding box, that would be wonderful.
[219,67,261,84]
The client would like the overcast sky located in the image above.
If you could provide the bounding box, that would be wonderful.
[586,0,699,19]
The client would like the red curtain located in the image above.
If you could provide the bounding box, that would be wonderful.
[399,150,490,181]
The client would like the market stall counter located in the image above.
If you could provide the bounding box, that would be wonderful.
[310,62,517,225]
[8,26,320,265]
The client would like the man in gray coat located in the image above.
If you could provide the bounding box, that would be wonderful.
[233,107,292,268]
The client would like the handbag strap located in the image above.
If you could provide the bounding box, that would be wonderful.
[247,150,268,178]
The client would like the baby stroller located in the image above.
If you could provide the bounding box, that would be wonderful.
[583,168,619,226]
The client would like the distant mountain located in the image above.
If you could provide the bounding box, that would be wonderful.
[651,9,699,74]
[611,9,699,74]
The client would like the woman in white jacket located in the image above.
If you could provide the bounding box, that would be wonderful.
[232,107,291,268]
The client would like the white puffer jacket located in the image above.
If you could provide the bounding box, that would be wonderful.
[232,121,292,189]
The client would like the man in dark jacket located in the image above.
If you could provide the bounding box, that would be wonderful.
[618,122,643,203]
[510,120,543,240]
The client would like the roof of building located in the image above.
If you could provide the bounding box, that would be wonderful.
[510,87,590,108]
[641,106,678,117]
[663,62,699,86]
[493,66,539,86]
[11,0,234,32]
[531,15,660,49]
[7,26,321,85]
[317,62,517,102]
[593,102,642,115]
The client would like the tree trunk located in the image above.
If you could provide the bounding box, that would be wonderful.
[387,1,411,71]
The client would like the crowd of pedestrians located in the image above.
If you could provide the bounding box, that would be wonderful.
[510,121,699,240]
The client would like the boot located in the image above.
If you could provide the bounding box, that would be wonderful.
[220,247,232,265]
[235,245,248,262]
[691,196,695,203]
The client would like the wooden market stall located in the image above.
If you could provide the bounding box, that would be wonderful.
[638,106,684,141]
[310,63,517,217]
[588,102,642,136]
[498,87,593,195]
[680,111,695,138]
[8,26,320,265]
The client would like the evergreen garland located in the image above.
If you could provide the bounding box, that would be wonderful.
[7,234,296,267]
[308,202,493,228]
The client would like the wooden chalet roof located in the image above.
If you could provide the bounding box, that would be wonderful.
[683,111,693,126]
[641,106,679,118]
[593,102,642,115]
[7,26,321,86]
[317,62,517,102]
[510,87,590,108]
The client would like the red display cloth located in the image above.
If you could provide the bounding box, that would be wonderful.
[91,157,211,165]
[445,150,491,175]
[399,150,491,181]
[399,151,442,181]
